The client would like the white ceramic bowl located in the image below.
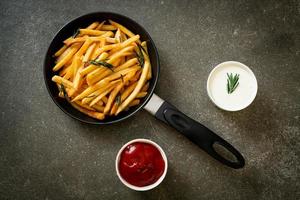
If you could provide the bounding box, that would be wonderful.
[207,61,258,111]
[115,139,168,191]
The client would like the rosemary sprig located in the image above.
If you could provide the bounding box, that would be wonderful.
[72,29,80,38]
[135,44,145,67]
[59,84,70,101]
[120,74,124,83]
[226,73,240,94]
[115,93,121,105]
[89,60,114,71]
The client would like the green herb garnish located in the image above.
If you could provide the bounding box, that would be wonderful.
[115,93,121,105]
[227,73,240,94]
[72,29,80,38]
[120,74,124,82]
[89,60,114,71]
[59,84,70,101]
[135,44,145,67]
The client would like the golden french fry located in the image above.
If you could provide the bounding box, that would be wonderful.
[130,70,141,82]
[95,21,105,30]
[116,60,150,114]
[105,37,118,43]
[121,82,137,101]
[52,75,74,89]
[109,20,139,41]
[53,44,80,71]
[108,46,135,64]
[71,102,105,120]
[104,83,124,113]
[128,99,140,107]
[101,25,117,31]
[53,21,99,57]
[80,52,109,77]
[64,32,113,45]
[83,42,96,62]
[102,96,108,104]
[136,92,147,98]
[81,80,119,104]
[76,38,92,57]
[85,22,100,30]
[109,35,140,54]
[90,84,116,106]
[54,45,68,57]
[92,104,105,112]
[110,103,118,115]
[79,29,107,36]
[115,28,121,43]
[141,82,149,92]
[91,41,102,60]
[74,101,95,111]
[141,41,151,80]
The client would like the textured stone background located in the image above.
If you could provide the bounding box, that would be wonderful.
[0,0,299,199]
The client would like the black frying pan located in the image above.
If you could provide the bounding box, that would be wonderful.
[44,12,245,169]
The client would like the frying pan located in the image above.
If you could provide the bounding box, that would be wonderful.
[44,12,245,169]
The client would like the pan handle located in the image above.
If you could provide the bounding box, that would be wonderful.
[144,94,245,169]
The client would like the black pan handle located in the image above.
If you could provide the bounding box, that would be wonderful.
[154,101,245,169]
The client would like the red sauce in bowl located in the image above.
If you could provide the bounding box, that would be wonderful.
[119,142,165,187]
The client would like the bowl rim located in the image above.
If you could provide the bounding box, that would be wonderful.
[43,12,160,125]
[115,138,168,191]
[206,61,258,111]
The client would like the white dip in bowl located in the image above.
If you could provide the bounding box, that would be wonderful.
[207,61,258,111]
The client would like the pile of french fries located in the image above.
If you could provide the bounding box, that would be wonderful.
[51,20,151,120]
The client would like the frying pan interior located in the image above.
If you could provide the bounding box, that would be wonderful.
[44,12,160,124]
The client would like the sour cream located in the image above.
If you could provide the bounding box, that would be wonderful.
[207,61,257,111]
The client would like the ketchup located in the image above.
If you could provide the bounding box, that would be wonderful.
[119,142,165,187]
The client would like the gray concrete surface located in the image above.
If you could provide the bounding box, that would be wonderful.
[0,0,299,199]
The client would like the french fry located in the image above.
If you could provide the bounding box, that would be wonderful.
[141,42,152,80]
[105,37,118,43]
[75,100,95,111]
[89,65,140,86]
[130,70,142,82]
[116,60,150,114]
[79,29,107,36]
[81,80,119,104]
[128,99,140,107]
[101,25,117,31]
[80,52,109,77]
[53,44,81,71]
[52,75,74,89]
[91,41,102,60]
[121,82,137,101]
[104,83,124,113]
[89,84,117,106]
[54,45,68,57]
[102,96,108,104]
[76,38,92,57]
[71,102,105,120]
[109,35,140,54]
[92,104,105,112]
[54,21,99,57]
[64,32,113,45]
[115,28,121,43]
[95,21,105,30]
[109,20,139,42]
[83,42,96,62]
[141,82,149,92]
[86,58,137,86]
[136,92,147,98]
